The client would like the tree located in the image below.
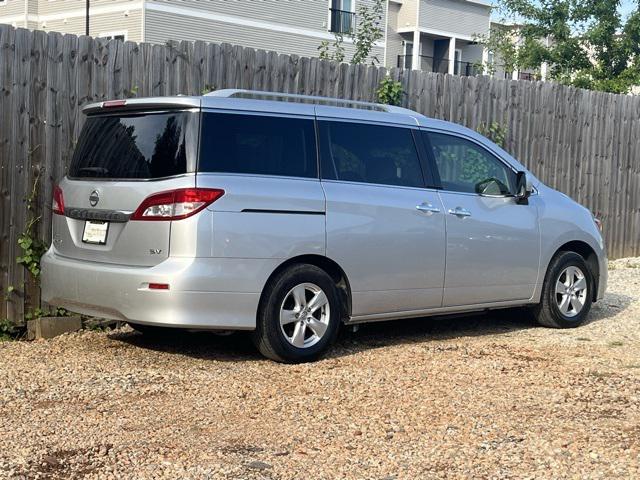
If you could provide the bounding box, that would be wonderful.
[478,0,640,93]
[318,0,385,65]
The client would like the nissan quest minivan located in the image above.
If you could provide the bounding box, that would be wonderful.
[41,89,607,363]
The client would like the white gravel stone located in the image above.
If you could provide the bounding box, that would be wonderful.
[0,260,639,479]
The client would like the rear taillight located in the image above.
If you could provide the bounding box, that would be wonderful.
[53,185,65,215]
[130,188,225,221]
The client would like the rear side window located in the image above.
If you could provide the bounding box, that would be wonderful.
[199,113,317,178]
[69,111,197,179]
[318,121,424,188]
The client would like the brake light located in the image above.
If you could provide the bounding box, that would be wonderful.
[53,185,65,215]
[131,188,225,221]
[103,99,127,108]
[148,283,170,290]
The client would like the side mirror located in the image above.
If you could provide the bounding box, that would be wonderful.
[515,171,532,204]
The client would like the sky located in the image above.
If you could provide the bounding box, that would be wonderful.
[620,1,637,18]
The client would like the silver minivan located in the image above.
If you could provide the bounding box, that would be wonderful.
[41,90,607,362]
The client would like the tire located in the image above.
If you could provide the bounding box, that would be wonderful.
[533,251,594,328]
[252,264,342,363]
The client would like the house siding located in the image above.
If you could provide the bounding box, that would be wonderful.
[419,0,489,38]
[385,1,405,68]
[0,0,30,27]
[396,0,418,29]
[36,0,141,16]
[145,7,383,62]
[43,10,143,41]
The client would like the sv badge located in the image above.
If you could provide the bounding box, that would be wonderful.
[149,249,162,255]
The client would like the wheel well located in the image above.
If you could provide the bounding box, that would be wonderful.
[555,241,600,301]
[261,255,352,320]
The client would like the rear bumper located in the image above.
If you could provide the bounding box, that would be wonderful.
[40,249,272,330]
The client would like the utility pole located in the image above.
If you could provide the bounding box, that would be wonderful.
[85,0,90,36]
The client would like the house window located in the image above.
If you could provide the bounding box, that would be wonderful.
[329,0,355,34]
[99,32,127,41]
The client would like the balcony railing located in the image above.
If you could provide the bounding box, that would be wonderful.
[397,55,466,75]
[454,60,483,77]
[329,8,355,34]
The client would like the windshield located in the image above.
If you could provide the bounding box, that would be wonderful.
[69,111,198,180]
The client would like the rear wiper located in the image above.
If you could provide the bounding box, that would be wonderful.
[76,167,110,176]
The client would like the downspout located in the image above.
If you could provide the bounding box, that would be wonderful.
[382,0,389,67]
[141,0,146,42]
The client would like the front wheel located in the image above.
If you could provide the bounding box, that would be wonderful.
[533,251,593,328]
[252,264,342,363]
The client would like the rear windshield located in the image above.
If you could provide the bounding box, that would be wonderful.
[69,111,198,180]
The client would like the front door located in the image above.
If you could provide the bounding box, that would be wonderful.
[318,115,446,317]
[423,131,540,307]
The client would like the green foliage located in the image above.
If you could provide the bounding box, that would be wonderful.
[318,34,346,63]
[477,121,508,149]
[350,0,385,65]
[24,307,69,321]
[201,84,217,95]
[376,76,404,106]
[482,0,640,93]
[318,0,385,65]
[16,175,47,279]
[0,318,18,341]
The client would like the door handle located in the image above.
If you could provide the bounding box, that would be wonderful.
[448,207,472,218]
[416,203,441,215]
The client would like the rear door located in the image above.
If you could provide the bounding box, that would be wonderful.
[317,112,446,317]
[195,110,326,260]
[422,130,540,306]
[54,108,199,266]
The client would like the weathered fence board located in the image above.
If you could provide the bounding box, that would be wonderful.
[1,24,639,325]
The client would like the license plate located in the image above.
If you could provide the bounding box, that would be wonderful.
[82,221,109,245]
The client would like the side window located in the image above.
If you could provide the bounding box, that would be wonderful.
[425,132,516,195]
[319,121,424,188]
[199,113,317,178]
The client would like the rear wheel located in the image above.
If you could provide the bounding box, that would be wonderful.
[533,251,593,328]
[253,264,342,363]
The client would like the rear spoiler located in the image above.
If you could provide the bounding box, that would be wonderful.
[82,96,201,115]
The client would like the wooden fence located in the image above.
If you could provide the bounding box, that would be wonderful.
[1,24,639,325]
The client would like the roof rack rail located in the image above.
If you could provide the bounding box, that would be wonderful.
[205,89,389,112]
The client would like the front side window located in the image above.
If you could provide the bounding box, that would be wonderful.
[425,132,516,195]
[319,121,424,188]
[199,113,317,178]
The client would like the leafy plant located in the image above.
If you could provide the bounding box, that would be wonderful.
[319,34,346,63]
[16,174,47,278]
[0,318,18,341]
[318,0,385,65]
[477,121,508,149]
[350,0,385,65]
[376,76,404,106]
[201,84,217,95]
[480,0,640,93]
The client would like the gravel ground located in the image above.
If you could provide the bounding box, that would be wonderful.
[1,259,639,480]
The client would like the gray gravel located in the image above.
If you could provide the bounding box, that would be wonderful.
[1,258,639,479]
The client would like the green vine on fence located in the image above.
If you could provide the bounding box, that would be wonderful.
[16,174,47,279]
